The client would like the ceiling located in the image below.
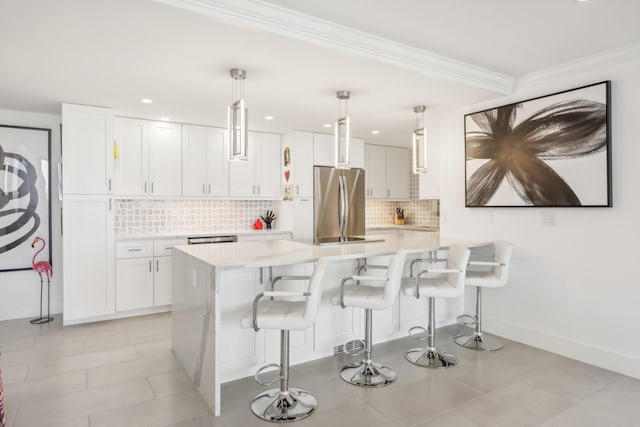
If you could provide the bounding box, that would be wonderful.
[1,0,638,147]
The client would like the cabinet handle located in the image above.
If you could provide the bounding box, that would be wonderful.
[128,248,142,252]
[203,183,205,194]
[149,260,152,272]
[144,182,147,193]
[252,185,256,195]
[296,185,299,195]
[108,178,111,192]
[208,184,211,194]
[151,182,154,193]
[109,198,112,211]
[257,185,260,195]
[387,189,390,197]
[156,260,159,272]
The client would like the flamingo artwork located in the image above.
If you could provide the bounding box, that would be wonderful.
[30,236,53,324]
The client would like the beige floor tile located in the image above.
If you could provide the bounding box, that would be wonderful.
[12,378,154,427]
[134,338,173,359]
[89,391,210,427]
[0,336,36,353]
[4,370,87,406]
[1,339,84,367]
[2,363,27,384]
[605,375,640,399]
[148,370,194,398]
[415,411,482,427]
[50,417,90,427]
[544,388,640,427]
[86,354,181,388]
[27,346,138,379]
[166,414,219,427]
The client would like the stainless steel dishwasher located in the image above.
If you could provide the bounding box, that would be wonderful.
[187,235,238,245]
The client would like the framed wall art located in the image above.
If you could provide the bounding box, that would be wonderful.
[0,124,52,272]
[465,81,611,207]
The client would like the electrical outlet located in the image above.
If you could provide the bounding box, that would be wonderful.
[541,211,556,226]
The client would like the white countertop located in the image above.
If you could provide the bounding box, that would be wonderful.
[174,231,488,270]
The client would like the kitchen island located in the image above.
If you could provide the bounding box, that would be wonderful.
[171,231,486,415]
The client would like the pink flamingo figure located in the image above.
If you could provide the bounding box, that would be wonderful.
[30,236,53,324]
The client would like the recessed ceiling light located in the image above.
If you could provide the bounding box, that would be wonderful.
[141,98,153,104]
[264,115,274,121]
[323,123,332,128]
[576,0,588,2]
[371,130,380,135]
[161,117,170,121]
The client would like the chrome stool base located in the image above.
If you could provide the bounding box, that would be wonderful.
[454,332,503,351]
[339,360,396,387]
[405,347,457,369]
[250,388,317,422]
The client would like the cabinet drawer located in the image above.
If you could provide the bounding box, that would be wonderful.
[154,238,187,257]
[116,240,153,259]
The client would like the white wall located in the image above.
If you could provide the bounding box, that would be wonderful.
[0,109,62,321]
[440,45,640,379]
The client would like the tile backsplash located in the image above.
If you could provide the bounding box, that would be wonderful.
[114,199,274,235]
[365,173,439,228]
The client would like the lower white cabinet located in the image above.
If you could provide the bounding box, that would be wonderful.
[115,237,185,312]
[62,195,115,325]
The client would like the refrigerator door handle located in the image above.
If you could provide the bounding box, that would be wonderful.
[338,175,347,239]
[342,175,349,238]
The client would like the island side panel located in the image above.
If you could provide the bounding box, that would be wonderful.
[171,250,217,414]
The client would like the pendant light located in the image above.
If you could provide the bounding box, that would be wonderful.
[412,105,427,174]
[228,68,248,161]
[335,90,351,168]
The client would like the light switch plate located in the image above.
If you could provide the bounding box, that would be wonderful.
[542,211,556,226]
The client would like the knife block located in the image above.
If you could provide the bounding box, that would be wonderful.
[393,212,405,225]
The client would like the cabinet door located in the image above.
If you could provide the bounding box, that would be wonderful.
[254,132,281,199]
[116,257,154,311]
[149,121,182,196]
[291,132,313,197]
[206,127,229,197]
[62,103,113,194]
[386,147,410,199]
[364,145,386,199]
[62,195,115,323]
[114,117,149,196]
[154,256,173,306]
[350,137,365,169]
[182,124,208,197]
[312,133,334,167]
[228,133,256,198]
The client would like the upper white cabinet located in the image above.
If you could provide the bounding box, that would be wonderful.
[364,144,410,200]
[182,125,228,197]
[229,131,281,199]
[62,103,113,195]
[284,131,313,198]
[313,133,364,169]
[63,195,115,324]
[149,121,182,196]
[113,119,182,196]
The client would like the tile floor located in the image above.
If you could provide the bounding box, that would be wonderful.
[1,312,640,427]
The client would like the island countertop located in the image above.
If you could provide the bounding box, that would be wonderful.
[173,231,486,270]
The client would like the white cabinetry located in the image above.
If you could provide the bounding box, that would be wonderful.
[229,131,281,199]
[313,133,364,169]
[182,125,228,197]
[62,195,115,324]
[113,119,182,196]
[284,132,313,198]
[364,144,410,200]
[115,237,185,312]
[62,103,113,194]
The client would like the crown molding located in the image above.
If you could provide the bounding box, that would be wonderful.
[152,0,515,94]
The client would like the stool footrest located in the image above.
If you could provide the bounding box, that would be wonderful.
[408,325,429,341]
[254,363,280,386]
[342,339,366,356]
[457,314,477,326]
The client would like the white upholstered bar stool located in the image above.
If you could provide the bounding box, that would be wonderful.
[240,259,327,423]
[401,244,470,368]
[333,251,407,387]
[454,240,513,351]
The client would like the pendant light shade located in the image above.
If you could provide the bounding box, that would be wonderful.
[412,105,427,174]
[228,68,248,161]
[335,90,351,168]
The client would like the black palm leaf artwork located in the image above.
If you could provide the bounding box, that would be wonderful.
[465,82,610,207]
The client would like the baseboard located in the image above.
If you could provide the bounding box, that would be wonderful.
[0,301,63,322]
[63,305,171,325]
[485,316,640,380]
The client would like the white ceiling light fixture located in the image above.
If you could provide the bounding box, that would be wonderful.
[264,115,274,121]
[141,98,153,104]
[323,123,332,128]
[335,90,351,168]
[371,130,379,135]
[412,105,428,174]
[228,68,248,161]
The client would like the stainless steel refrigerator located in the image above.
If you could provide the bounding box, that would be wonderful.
[314,166,365,245]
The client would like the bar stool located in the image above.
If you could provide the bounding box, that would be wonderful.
[333,251,407,387]
[454,240,513,351]
[401,244,470,368]
[240,259,327,422]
